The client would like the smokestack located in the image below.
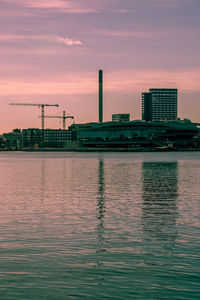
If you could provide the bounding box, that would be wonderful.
[99,69,103,123]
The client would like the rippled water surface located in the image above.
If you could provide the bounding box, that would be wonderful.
[0,151,199,299]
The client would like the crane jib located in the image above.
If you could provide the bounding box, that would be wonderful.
[9,103,59,130]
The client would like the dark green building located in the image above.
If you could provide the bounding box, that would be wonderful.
[70,120,200,149]
[142,89,177,121]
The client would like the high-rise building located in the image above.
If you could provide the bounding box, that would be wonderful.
[142,88,177,121]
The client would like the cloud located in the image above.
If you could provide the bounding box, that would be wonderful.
[0,34,49,42]
[0,69,200,97]
[58,37,82,46]
[105,69,200,93]
[94,28,196,40]
[150,0,196,9]
[0,34,83,47]
[20,0,71,8]
[94,29,159,39]
[2,0,96,13]
[114,8,139,14]
[0,73,96,96]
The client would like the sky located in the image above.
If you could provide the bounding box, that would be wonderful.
[0,0,200,132]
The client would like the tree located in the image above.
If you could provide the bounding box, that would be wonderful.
[12,128,21,134]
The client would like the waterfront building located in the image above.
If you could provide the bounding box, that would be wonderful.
[142,89,177,121]
[3,130,22,150]
[43,129,73,147]
[112,114,130,122]
[70,120,200,149]
[22,128,75,148]
[22,129,43,148]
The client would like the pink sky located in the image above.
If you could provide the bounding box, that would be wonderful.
[0,0,200,132]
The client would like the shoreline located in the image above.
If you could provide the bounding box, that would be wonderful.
[1,148,200,152]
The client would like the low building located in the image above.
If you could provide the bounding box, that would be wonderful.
[112,114,130,122]
[22,128,76,148]
[70,120,200,149]
[3,131,22,150]
[22,129,43,148]
[43,129,74,148]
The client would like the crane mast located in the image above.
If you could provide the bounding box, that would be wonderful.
[39,110,74,130]
[10,103,59,130]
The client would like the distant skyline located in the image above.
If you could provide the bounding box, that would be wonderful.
[0,0,200,133]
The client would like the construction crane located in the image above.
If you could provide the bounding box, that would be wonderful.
[39,110,74,130]
[10,103,59,130]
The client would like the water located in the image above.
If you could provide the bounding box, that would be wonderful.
[0,151,199,299]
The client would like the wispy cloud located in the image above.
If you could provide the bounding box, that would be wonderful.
[114,8,139,14]
[3,0,96,13]
[0,75,96,96]
[0,34,49,41]
[17,0,72,8]
[1,69,200,97]
[106,69,200,92]
[150,0,196,9]
[0,34,83,46]
[94,27,195,40]
[58,37,82,46]
[95,29,159,39]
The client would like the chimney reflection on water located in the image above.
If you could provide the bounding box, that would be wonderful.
[96,159,106,244]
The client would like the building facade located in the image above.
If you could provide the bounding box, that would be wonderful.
[43,129,73,147]
[142,93,152,122]
[22,128,75,148]
[142,89,177,121]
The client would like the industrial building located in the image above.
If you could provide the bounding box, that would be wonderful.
[3,69,199,152]
[142,89,177,121]
[70,120,200,149]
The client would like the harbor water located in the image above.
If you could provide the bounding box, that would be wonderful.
[0,152,199,299]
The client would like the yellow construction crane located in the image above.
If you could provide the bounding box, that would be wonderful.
[10,103,59,130]
[39,110,74,130]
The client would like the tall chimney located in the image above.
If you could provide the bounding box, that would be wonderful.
[99,69,103,123]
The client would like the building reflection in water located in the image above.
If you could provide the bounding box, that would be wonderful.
[141,162,178,244]
[96,159,106,244]
[40,159,46,202]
